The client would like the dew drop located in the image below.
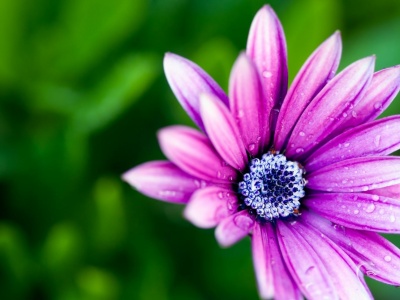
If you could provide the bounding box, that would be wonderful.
[374,102,382,110]
[361,186,369,192]
[365,204,375,213]
[374,135,381,147]
[299,131,306,137]
[262,71,272,78]
[217,171,222,178]
[384,255,392,262]
[354,209,360,215]
[342,112,348,118]
[390,215,396,223]
[248,143,256,151]
[218,191,224,199]
[305,266,315,275]
[371,195,379,201]
[296,148,305,154]
[351,111,358,118]
[344,142,350,148]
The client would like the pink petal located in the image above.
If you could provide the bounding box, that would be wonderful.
[158,125,237,183]
[307,156,400,193]
[184,186,236,228]
[295,220,372,300]
[200,93,248,171]
[252,224,274,299]
[333,65,400,133]
[246,5,288,110]
[229,53,269,155]
[286,56,375,161]
[304,192,400,233]
[163,53,229,132]
[274,31,342,151]
[303,211,400,286]
[305,116,400,172]
[276,221,337,300]
[122,161,202,204]
[215,210,254,248]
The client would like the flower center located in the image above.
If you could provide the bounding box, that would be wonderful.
[237,152,306,222]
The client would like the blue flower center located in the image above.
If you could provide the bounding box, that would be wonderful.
[237,152,306,222]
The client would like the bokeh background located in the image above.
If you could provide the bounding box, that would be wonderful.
[1,0,400,299]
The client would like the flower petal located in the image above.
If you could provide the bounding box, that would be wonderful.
[215,210,254,248]
[307,156,400,192]
[295,219,372,300]
[252,223,274,299]
[286,56,375,161]
[366,183,400,198]
[252,224,302,300]
[274,31,342,151]
[304,192,400,233]
[246,5,288,110]
[333,65,400,133]
[303,210,400,286]
[184,186,236,228]
[122,161,201,203]
[305,116,400,172]
[276,221,337,300]
[164,53,229,132]
[158,125,237,183]
[229,53,269,155]
[200,93,248,171]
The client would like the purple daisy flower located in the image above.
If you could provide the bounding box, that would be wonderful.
[123,5,400,299]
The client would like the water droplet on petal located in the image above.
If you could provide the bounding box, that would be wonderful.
[299,131,305,137]
[342,112,348,118]
[371,195,379,201]
[295,148,304,154]
[390,215,396,223]
[354,209,359,215]
[248,143,256,151]
[262,70,272,78]
[365,204,375,213]
[218,192,224,199]
[374,102,382,110]
[384,255,392,262]
[344,142,350,148]
[374,135,381,147]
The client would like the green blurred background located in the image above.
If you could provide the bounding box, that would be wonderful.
[1,0,400,299]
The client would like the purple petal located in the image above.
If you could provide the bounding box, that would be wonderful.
[307,156,400,192]
[163,53,229,132]
[276,221,337,299]
[252,224,274,299]
[303,211,400,286]
[305,116,400,172]
[304,192,400,232]
[229,53,269,155]
[246,5,288,110]
[295,219,372,299]
[215,210,254,248]
[158,125,237,183]
[274,31,342,151]
[122,161,201,204]
[184,186,236,228]
[286,56,375,161]
[200,93,248,171]
[366,183,400,198]
[333,65,400,133]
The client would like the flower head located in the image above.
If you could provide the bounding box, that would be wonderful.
[123,5,400,299]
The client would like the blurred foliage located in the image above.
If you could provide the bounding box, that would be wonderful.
[0,0,400,299]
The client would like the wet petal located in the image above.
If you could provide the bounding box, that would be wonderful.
[305,116,400,172]
[252,224,274,299]
[366,183,400,198]
[246,5,288,110]
[295,219,372,300]
[158,125,237,183]
[334,65,400,133]
[274,31,342,150]
[215,210,254,248]
[286,56,375,161]
[184,186,236,228]
[303,211,400,286]
[164,53,229,132]
[122,161,201,203]
[229,53,269,155]
[200,93,248,171]
[305,192,400,233]
[307,156,400,192]
[276,221,337,300]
